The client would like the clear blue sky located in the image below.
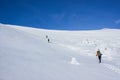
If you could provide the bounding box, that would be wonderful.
[0,0,120,30]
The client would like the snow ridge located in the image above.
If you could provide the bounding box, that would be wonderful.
[0,24,120,80]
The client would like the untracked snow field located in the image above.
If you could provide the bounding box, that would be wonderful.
[0,24,120,80]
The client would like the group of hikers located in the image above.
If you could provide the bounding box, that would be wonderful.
[46,35,50,43]
[46,35,103,63]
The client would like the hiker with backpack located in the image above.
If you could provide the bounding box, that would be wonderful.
[96,49,102,63]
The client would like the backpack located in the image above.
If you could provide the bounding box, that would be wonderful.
[97,51,102,56]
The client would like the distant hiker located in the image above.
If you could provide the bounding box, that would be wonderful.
[48,38,50,43]
[46,35,48,38]
[96,49,102,63]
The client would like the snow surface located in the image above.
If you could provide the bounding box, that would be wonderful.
[0,24,120,80]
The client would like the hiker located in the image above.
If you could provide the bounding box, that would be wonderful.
[96,49,102,63]
[48,38,50,43]
[46,35,48,38]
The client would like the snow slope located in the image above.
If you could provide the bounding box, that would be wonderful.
[0,24,120,80]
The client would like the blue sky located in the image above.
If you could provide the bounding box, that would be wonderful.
[0,0,120,30]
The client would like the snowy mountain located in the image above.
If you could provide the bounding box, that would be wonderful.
[0,24,120,80]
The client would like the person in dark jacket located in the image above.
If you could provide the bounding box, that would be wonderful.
[96,49,102,63]
[46,35,48,38]
[48,38,50,43]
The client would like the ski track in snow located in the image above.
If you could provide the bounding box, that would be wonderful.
[103,63,120,74]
